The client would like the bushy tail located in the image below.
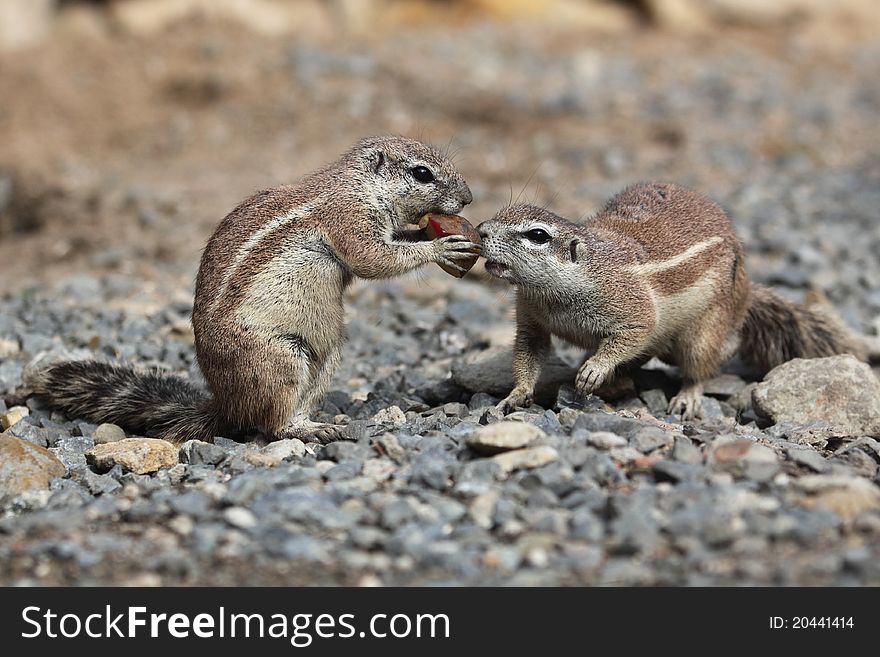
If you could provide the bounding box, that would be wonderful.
[26,361,221,443]
[739,284,872,373]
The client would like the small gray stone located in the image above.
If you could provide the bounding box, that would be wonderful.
[372,433,406,463]
[709,438,780,483]
[380,499,417,529]
[586,431,627,450]
[672,435,702,464]
[323,390,351,413]
[786,447,829,473]
[262,437,306,462]
[50,435,94,469]
[532,410,562,434]
[629,426,673,453]
[212,436,242,450]
[68,465,122,496]
[371,405,407,426]
[93,423,126,444]
[468,392,498,410]
[570,508,604,541]
[343,420,371,441]
[556,385,604,411]
[324,461,362,481]
[639,388,668,415]
[698,396,727,420]
[479,406,506,425]
[72,421,99,438]
[468,489,499,529]
[441,402,469,418]
[323,441,372,462]
[573,412,646,438]
[456,459,503,487]
[223,506,257,529]
[410,457,451,490]
[8,421,50,448]
[609,507,661,555]
[764,421,841,448]
[179,439,228,466]
[652,460,703,483]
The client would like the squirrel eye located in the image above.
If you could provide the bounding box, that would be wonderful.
[524,228,551,244]
[410,166,435,183]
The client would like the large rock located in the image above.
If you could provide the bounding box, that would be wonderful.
[0,433,65,504]
[452,346,577,404]
[465,421,545,455]
[86,438,178,474]
[752,356,880,437]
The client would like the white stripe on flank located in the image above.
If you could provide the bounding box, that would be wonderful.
[207,193,329,314]
[625,236,723,276]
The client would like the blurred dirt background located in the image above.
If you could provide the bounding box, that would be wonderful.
[1,0,878,308]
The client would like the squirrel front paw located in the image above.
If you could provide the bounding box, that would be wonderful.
[433,234,481,274]
[575,360,612,395]
[667,385,703,421]
[495,389,534,414]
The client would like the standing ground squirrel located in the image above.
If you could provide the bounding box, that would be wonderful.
[28,136,477,443]
[478,182,878,419]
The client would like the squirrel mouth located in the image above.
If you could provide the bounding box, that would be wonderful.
[484,261,509,277]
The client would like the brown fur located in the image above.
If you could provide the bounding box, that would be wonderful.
[29,136,476,443]
[478,182,869,419]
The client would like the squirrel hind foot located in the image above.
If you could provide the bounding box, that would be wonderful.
[278,420,350,445]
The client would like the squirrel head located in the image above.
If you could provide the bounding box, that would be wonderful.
[346,136,473,225]
[478,204,588,288]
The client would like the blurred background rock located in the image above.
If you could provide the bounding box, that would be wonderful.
[1,0,878,330]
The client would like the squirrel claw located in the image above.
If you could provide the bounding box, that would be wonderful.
[279,421,349,445]
[666,391,702,420]
[667,385,703,421]
[575,361,609,395]
[495,391,533,414]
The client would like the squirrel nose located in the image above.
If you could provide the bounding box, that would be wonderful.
[459,184,473,207]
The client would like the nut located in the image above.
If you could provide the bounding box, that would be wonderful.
[418,213,481,278]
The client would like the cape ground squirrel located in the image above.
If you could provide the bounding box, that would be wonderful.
[478,182,876,419]
[28,136,477,443]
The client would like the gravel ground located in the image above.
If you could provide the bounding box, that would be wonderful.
[2,184,880,585]
[1,15,880,586]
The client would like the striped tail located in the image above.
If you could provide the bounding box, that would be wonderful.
[26,360,221,442]
[739,284,870,373]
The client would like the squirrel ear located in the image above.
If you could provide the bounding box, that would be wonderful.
[371,150,385,174]
[569,238,581,263]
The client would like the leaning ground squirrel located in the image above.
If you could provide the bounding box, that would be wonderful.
[28,136,478,443]
[478,182,878,419]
